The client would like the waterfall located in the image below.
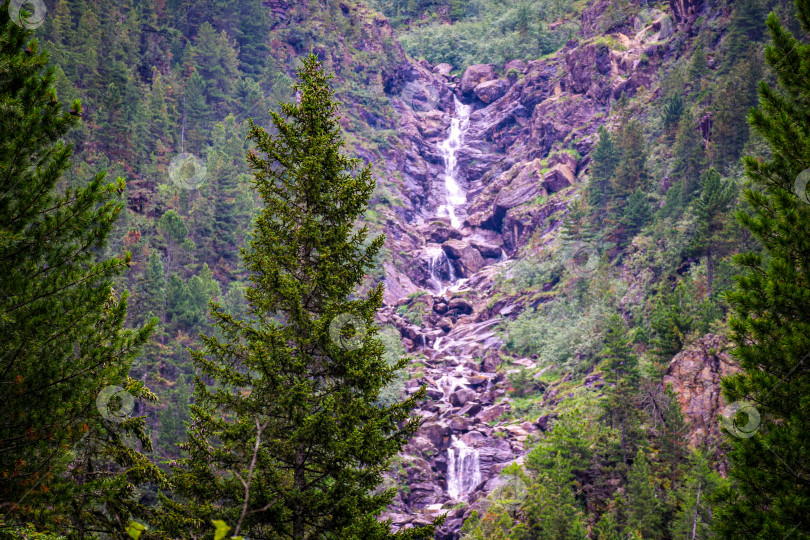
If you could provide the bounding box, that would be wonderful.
[447,437,481,499]
[437,97,471,229]
[426,244,456,294]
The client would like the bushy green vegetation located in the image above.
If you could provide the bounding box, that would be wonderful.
[371,0,580,69]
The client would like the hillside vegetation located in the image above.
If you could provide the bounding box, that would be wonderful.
[1,0,810,537]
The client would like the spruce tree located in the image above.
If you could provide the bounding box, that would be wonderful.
[587,126,620,225]
[560,197,594,244]
[163,55,436,539]
[522,453,588,540]
[650,281,695,360]
[662,94,684,137]
[612,119,647,196]
[667,110,707,212]
[624,450,663,539]
[0,5,163,534]
[670,451,723,539]
[690,168,736,297]
[187,22,240,118]
[600,315,642,464]
[621,188,652,240]
[714,3,810,537]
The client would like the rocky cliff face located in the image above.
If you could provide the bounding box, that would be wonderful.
[358,8,686,538]
[663,334,738,451]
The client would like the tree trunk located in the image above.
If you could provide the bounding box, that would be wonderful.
[691,479,702,539]
[293,444,305,539]
[707,247,713,298]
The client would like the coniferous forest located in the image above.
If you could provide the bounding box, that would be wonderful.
[1,0,809,538]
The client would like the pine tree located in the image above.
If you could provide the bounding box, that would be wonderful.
[234,0,272,75]
[621,188,652,240]
[138,250,167,324]
[613,118,647,196]
[560,196,594,244]
[670,451,723,539]
[522,453,588,539]
[713,5,810,538]
[600,315,642,464]
[662,93,684,138]
[187,22,241,118]
[690,168,736,297]
[710,49,763,172]
[587,126,620,224]
[183,71,209,152]
[0,6,164,534]
[625,450,663,539]
[665,110,707,213]
[158,209,189,277]
[650,281,694,360]
[162,55,437,539]
[689,43,708,84]
[726,0,768,56]
[202,115,252,276]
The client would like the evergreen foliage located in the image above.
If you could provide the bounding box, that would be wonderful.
[0,4,164,535]
[714,3,810,536]
[161,55,437,539]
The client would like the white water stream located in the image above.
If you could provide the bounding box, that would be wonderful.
[437,97,472,229]
[426,97,472,294]
[447,436,482,499]
[425,244,455,293]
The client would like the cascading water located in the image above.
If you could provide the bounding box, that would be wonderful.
[447,436,481,499]
[425,244,456,294]
[437,97,471,229]
[424,97,471,294]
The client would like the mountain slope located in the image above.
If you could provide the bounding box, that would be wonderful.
[22,0,798,536]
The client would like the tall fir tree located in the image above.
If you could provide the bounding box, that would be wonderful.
[0,5,164,535]
[522,453,588,540]
[560,196,594,244]
[690,168,736,297]
[161,55,438,539]
[612,118,647,196]
[661,93,684,138]
[670,451,723,539]
[664,110,707,214]
[624,450,663,539]
[587,126,620,225]
[714,3,810,537]
[186,22,241,119]
[600,315,643,465]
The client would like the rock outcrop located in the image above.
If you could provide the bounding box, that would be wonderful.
[663,334,738,449]
[460,64,496,94]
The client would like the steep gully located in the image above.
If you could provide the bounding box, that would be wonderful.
[369,10,682,537]
[379,90,542,536]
